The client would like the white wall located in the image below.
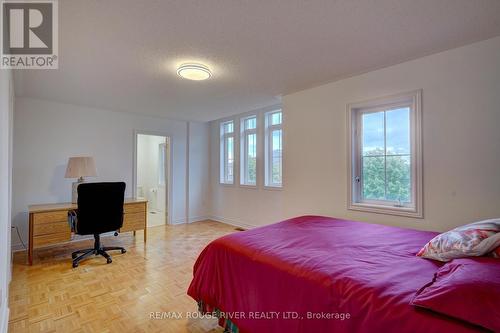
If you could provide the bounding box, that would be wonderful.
[188,122,211,222]
[12,98,211,248]
[0,70,14,333]
[210,36,500,232]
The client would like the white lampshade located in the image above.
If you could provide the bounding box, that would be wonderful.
[65,157,97,179]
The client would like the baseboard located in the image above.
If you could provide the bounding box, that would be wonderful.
[209,215,255,230]
[11,243,24,253]
[188,216,211,224]
[170,218,187,225]
[170,216,211,225]
[0,303,9,333]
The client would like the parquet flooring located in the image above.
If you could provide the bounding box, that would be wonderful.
[8,220,236,333]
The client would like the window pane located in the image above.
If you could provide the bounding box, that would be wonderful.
[362,156,385,200]
[247,133,256,183]
[222,121,233,134]
[386,155,411,202]
[245,117,256,130]
[386,107,410,155]
[271,112,282,125]
[226,137,234,182]
[362,112,384,156]
[220,120,234,184]
[271,129,282,184]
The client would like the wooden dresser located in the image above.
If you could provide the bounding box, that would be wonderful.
[28,198,147,265]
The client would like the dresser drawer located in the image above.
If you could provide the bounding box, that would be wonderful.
[124,202,146,214]
[33,231,71,248]
[121,212,146,232]
[33,220,69,236]
[33,211,68,224]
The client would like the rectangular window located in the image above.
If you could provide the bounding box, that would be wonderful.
[348,91,422,217]
[265,110,283,187]
[240,116,257,186]
[220,120,234,184]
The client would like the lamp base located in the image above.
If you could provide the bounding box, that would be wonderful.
[71,178,85,203]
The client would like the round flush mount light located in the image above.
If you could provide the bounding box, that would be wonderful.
[177,63,212,81]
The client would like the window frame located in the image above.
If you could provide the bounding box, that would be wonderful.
[220,120,235,185]
[264,110,283,188]
[158,143,166,187]
[240,115,258,187]
[347,90,423,218]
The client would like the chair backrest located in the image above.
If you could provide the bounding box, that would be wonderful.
[76,182,126,235]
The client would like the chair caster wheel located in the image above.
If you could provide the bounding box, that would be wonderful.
[114,232,118,236]
[72,262,78,268]
[121,249,126,254]
[107,258,112,264]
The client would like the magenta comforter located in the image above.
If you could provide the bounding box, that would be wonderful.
[188,216,485,332]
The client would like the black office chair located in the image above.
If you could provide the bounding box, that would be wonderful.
[70,182,127,268]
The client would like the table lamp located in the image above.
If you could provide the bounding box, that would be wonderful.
[65,156,97,203]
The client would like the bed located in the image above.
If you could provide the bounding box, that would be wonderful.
[187,216,490,332]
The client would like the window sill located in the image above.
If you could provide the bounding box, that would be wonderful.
[219,182,235,187]
[263,185,283,191]
[348,202,423,218]
[239,184,257,189]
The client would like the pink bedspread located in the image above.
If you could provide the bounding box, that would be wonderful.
[188,216,485,332]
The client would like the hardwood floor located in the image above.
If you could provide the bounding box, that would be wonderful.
[8,220,236,333]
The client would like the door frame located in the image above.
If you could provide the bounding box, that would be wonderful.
[132,130,173,225]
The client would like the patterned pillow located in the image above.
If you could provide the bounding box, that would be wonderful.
[417,218,500,262]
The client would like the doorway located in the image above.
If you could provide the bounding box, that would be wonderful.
[134,132,171,227]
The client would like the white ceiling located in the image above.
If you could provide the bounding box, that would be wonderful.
[14,0,500,122]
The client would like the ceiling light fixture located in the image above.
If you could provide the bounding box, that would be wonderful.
[177,63,212,81]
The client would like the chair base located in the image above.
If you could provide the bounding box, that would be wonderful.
[72,234,126,268]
